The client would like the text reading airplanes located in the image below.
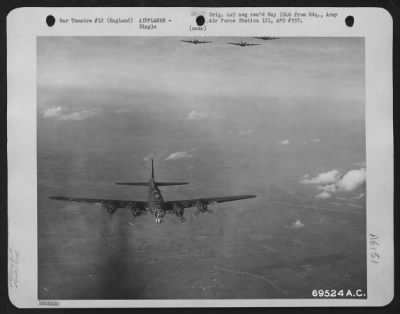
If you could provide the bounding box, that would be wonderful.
[50,159,256,224]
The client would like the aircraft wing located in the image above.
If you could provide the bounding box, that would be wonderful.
[165,194,256,209]
[49,196,148,208]
[180,40,194,43]
[247,43,261,46]
[198,41,212,44]
[228,42,241,46]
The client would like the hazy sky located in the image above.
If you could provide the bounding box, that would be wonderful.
[38,37,364,116]
[37,37,366,300]
[37,36,365,199]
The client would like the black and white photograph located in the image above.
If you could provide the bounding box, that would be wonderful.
[7,7,393,308]
[37,36,367,299]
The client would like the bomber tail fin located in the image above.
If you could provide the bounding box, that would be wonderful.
[151,158,154,179]
[115,158,189,187]
[115,181,188,186]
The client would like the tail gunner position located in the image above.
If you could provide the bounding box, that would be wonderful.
[50,159,256,224]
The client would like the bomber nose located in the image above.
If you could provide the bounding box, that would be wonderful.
[154,209,165,224]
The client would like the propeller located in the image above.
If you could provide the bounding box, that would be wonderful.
[191,204,214,218]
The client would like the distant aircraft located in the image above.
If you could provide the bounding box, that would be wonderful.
[180,39,212,45]
[254,37,280,40]
[50,159,256,224]
[228,41,261,47]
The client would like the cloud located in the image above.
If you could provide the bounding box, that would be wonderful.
[42,106,99,121]
[301,167,366,199]
[336,168,366,192]
[289,219,305,229]
[280,139,290,145]
[165,151,192,160]
[317,184,337,193]
[238,129,254,136]
[315,191,332,199]
[58,110,98,120]
[43,106,62,118]
[186,110,216,120]
[301,169,341,185]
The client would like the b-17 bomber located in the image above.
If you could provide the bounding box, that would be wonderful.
[228,41,261,47]
[253,36,280,41]
[180,39,212,45]
[50,159,256,224]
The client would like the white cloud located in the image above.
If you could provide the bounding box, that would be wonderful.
[280,139,290,145]
[165,151,192,160]
[43,106,62,118]
[301,169,341,185]
[238,129,254,136]
[290,219,305,229]
[316,191,332,199]
[317,184,337,193]
[58,110,98,120]
[337,168,366,192]
[186,110,216,120]
[42,106,99,121]
[301,167,366,199]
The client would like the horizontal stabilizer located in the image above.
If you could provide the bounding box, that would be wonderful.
[156,182,189,186]
[115,182,149,186]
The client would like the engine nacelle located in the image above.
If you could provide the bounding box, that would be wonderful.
[130,207,142,217]
[197,201,208,213]
[102,202,118,215]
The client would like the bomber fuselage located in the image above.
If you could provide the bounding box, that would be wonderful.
[147,178,166,223]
